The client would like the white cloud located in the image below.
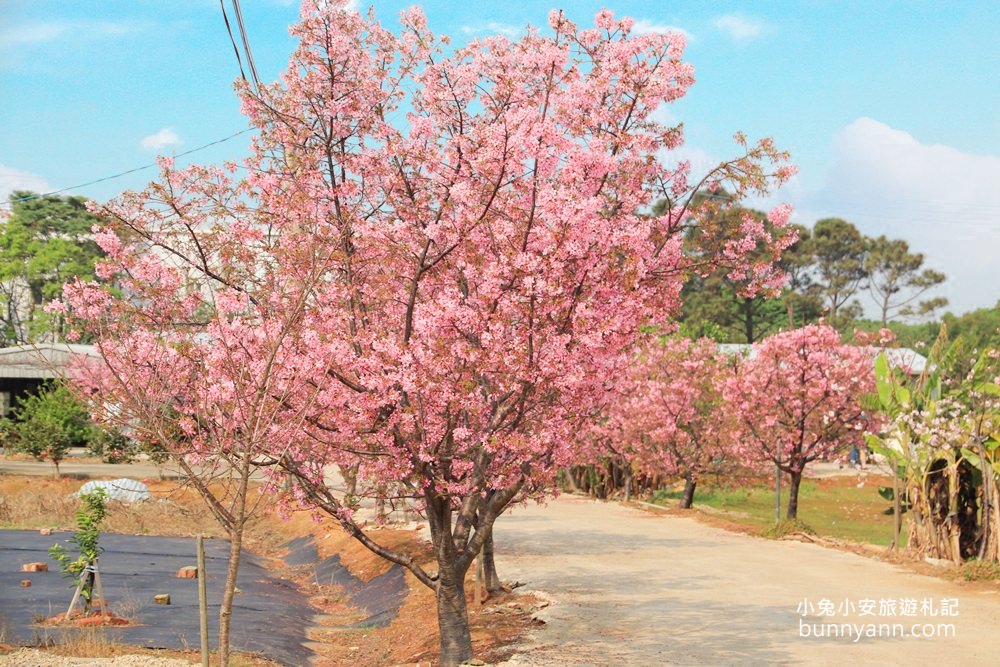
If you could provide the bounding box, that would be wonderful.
[0,164,51,204]
[631,19,692,41]
[0,20,150,70]
[0,20,147,48]
[808,117,1000,313]
[0,23,68,47]
[745,173,804,218]
[712,14,767,42]
[649,104,679,128]
[140,127,183,152]
[656,140,801,219]
[460,21,522,39]
[656,144,719,186]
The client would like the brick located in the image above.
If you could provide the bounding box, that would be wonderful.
[154,594,171,605]
[76,615,130,627]
[21,562,48,572]
[176,566,199,579]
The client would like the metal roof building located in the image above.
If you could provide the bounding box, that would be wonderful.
[0,343,99,415]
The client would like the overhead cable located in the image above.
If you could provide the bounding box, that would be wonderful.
[2,129,255,208]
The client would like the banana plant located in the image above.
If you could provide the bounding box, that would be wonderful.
[862,327,999,561]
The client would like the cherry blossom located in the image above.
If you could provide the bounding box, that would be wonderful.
[58,3,794,663]
[724,324,875,519]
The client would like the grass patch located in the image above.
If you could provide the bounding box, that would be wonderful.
[956,560,1000,582]
[763,518,816,539]
[651,474,903,547]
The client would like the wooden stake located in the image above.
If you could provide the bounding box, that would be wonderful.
[197,535,209,667]
[65,560,101,619]
[92,559,107,617]
[65,572,85,619]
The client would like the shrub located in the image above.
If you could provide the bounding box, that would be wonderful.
[1,384,91,474]
[49,488,108,613]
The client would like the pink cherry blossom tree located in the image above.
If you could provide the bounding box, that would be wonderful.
[724,324,874,519]
[53,181,333,663]
[610,336,736,508]
[59,2,796,664]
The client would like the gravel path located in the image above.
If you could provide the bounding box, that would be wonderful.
[494,495,1000,666]
[0,650,193,666]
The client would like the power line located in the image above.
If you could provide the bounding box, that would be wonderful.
[231,0,261,91]
[219,0,260,93]
[2,1,264,211]
[1,128,255,208]
[219,0,248,84]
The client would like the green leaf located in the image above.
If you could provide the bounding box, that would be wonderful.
[859,392,882,412]
[874,354,892,408]
[978,382,1000,397]
[961,448,982,469]
[865,436,894,461]
[927,374,941,403]
[896,385,911,407]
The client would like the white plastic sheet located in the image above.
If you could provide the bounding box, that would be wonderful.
[78,478,151,502]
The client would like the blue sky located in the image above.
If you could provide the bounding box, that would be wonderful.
[2,0,999,315]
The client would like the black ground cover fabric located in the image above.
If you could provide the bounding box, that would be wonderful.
[282,535,407,628]
[1,530,314,666]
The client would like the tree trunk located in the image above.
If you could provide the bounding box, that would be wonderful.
[743,297,755,343]
[219,525,243,666]
[786,470,802,520]
[680,475,696,509]
[948,460,962,563]
[564,467,581,494]
[217,459,251,666]
[82,569,94,613]
[436,581,472,666]
[435,561,472,666]
[978,445,991,560]
[891,470,902,550]
[482,530,504,594]
[424,491,474,667]
[339,463,359,497]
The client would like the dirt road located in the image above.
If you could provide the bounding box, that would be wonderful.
[494,496,1000,666]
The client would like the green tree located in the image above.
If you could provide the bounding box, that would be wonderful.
[0,191,104,344]
[941,302,1000,352]
[676,199,795,343]
[681,276,787,343]
[865,235,947,326]
[0,383,92,476]
[778,224,823,329]
[87,427,144,465]
[810,217,868,326]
